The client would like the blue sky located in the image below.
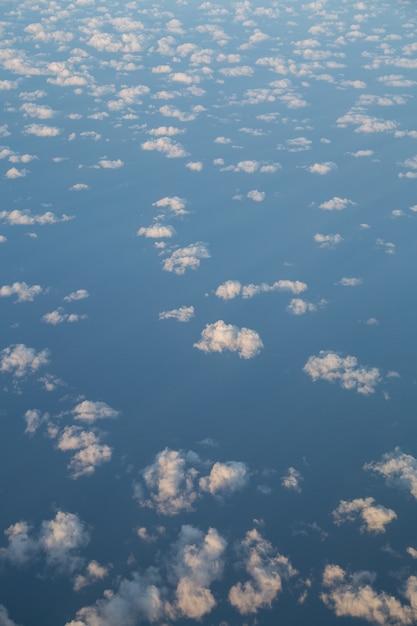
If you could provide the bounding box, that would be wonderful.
[1,0,417,625]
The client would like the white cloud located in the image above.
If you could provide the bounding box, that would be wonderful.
[135,448,200,515]
[42,309,87,325]
[70,183,89,191]
[152,196,188,216]
[364,448,417,500]
[23,124,61,137]
[0,282,43,303]
[162,242,210,274]
[148,126,184,137]
[98,159,123,169]
[63,289,89,302]
[349,149,374,157]
[337,277,362,286]
[281,467,303,492]
[247,189,265,202]
[199,461,248,495]
[0,344,49,378]
[194,320,263,359]
[314,233,343,247]
[229,529,297,614]
[376,238,396,254]
[307,161,336,175]
[159,306,194,322]
[185,161,203,171]
[303,351,382,394]
[73,400,119,423]
[20,102,55,119]
[215,280,242,300]
[56,426,112,480]
[137,224,175,238]
[5,167,27,179]
[243,280,308,298]
[0,605,20,626]
[319,197,355,211]
[333,497,397,533]
[74,561,110,592]
[0,210,73,225]
[321,564,417,625]
[141,137,188,158]
[287,298,317,315]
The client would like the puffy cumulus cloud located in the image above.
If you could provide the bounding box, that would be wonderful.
[215,279,307,300]
[0,344,49,378]
[20,102,55,119]
[73,560,110,592]
[162,242,210,274]
[229,529,297,614]
[73,400,120,423]
[64,289,89,302]
[303,351,382,395]
[148,126,184,137]
[23,124,61,137]
[321,564,417,625]
[319,196,355,211]
[314,233,343,247]
[247,189,265,202]
[42,309,87,325]
[158,306,195,322]
[135,448,200,515]
[185,161,203,171]
[70,183,89,191]
[0,281,43,303]
[337,277,362,286]
[350,149,374,157]
[152,196,188,216]
[364,448,417,500]
[199,461,248,496]
[167,525,227,620]
[141,136,189,158]
[194,320,263,359]
[0,209,73,225]
[137,224,175,238]
[5,167,27,179]
[0,605,20,626]
[307,161,337,175]
[98,159,123,169]
[24,408,49,435]
[333,498,397,533]
[287,298,317,315]
[1,511,89,575]
[57,426,112,480]
[281,467,303,492]
[336,112,398,134]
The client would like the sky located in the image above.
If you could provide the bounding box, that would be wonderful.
[1,0,417,625]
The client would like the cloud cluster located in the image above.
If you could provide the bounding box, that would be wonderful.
[333,497,397,533]
[0,282,43,303]
[0,210,73,225]
[162,242,210,274]
[215,279,307,300]
[194,320,263,359]
[303,351,382,394]
[0,344,49,378]
[135,448,249,515]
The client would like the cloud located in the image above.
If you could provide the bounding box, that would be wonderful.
[135,448,200,515]
[247,189,265,202]
[1,511,89,575]
[152,196,188,216]
[307,161,336,175]
[5,167,27,179]
[57,426,112,479]
[333,497,397,533]
[137,224,175,238]
[73,560,110,592]
[158,306,194,322]
[349,149,374,157]
[162,242,210,274]
[364,448,417,500]
[168,525,227,620]
[0,605,20,626]
[0,210,73,225]
[98,159,123,169]
[314,233,343,247]
[0,282,43,303]
[194,320,263,359]
[42,309,87,325]
[70,183,89,191]
[0,344,49,378]
[229,529,297,614]
[23,124,61,137]
[287,298,317,315]
[141,137,188,158]
[185,161,203,171]
[303,351,382,395]
[72,400,120,423]
[337,277,362,286]
[321,564,417,625]
[215,279,307,300]
[281,467,303,492]
[63,289,89,302]
[319,197,355,211]
[199,461,248,495]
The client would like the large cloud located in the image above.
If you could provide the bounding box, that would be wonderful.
[194,320,263,359]
[303,351,382,394]
[321,564,417,625]
[229,529,297,614]
[333,497,397,533]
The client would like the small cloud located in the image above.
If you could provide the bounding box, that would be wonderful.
[159,306,195,322]
[247,189,265,202]
[281,467,303,492]
[319,197,355,211]
[137,224,176,238]
[336,277,362,286]
[70,183,90,191]
[162,242,210,274]
[98,159,123,169]
[5,167,28,179]
[333,497,396,533]
[307,161,336,175]
[194,320,263,359]
[185,161,203,171]
[314,233,343,247]
[63,289,89,302]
